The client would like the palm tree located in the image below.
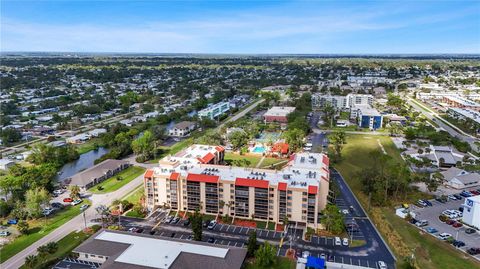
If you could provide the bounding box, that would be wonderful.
[37,245,49,261]
[46,241,58,254]
[24,255,38,269]
[69,185,81,199]
[96,205,109,227]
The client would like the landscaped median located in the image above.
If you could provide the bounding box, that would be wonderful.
[0,200,92,263]
[89,166,146,194]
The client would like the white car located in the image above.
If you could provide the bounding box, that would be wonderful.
[342,238,349,246]
[378,261,387,269]
[341,209,349,215]
[207,220,217,230]
[53,189,65,195]
[302,250,310,258]
[448,195,457,201]
[334,237,341,246]
[71,199,83,206]
[438,232,452,240]
[80,204,89,211]
[0,231,10,237]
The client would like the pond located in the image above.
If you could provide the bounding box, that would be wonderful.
[56,147,110,182]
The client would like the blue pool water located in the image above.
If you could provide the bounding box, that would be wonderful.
[252,146,266,153]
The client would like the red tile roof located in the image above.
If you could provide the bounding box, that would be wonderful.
[322,155,330,166]
[235,178,269,189]
[272,142,289,154]
[215,146,225,152]
[278,182,287,191]
[198,152,215,164]
[308,185,318,194]
[186,173,219,183]
[144,169,154,178]
[169,172,180,180]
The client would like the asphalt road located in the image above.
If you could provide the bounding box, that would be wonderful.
[406,97,479,152]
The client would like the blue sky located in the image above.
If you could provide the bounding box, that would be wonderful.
[1,1,479,54]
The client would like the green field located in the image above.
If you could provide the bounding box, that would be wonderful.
[75,138,101,154]
[224,152,262,167]
[89,166,145,194]
[0,201,91,263]
[334,134,480,268]
[123,186,144,204]
[19,230,91,269]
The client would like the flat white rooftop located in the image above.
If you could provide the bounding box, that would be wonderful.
[264,106,296,117]
[96,231,228,269]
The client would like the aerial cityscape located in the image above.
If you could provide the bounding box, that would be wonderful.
[1,1,480,269]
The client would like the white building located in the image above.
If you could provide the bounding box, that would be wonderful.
[168,121,197,137]
[312,94,373,110]
[462,195,480,229]
[198,101,230,120]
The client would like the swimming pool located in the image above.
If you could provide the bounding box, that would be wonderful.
[252,146,266,153]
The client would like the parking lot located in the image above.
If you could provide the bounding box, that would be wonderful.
[410,197,480,260]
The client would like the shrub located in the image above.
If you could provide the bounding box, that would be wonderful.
[17,221,30,234]
[438,215,448,222]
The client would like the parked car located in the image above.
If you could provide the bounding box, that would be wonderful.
[71,199,83,206]
[172,217,180,224]
[453,194,462,200]
[53,189,65,195]
[470,190,480,195]
[7,219,17,225]
[0,231,11,236]
[183,219,191,226]
[186,234,193,240]
[302,251,311,259]
[335,237,341,246]
[438,233,452,240]
[426,227,438,233]
[452,222,463,228]
[460,191,472,197]
[465,228,476,234]
[452,240,465,248]
[80,204,89,211]
[409,218,418,225]
[342,238,349,246]
[203,220,210,228]
[448,195,458,201]
[415,220,429,227]
[377,261,387,269]
[51,202,64,209]
[170,232,176,238]
[164,216,173,223]
[207,237,215,243]
[128,227,138,233]
[424,200,432,206]
[63,198,73,203]
[417,200,427,207]
[435,197,447,203]
[149,230,156,235]
[467,247,480,255]
[136,228,144,233]
[446,219,456,225]
[207,220,217,230]
[42,208,54,216]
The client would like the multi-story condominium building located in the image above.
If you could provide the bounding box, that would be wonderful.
[350,105,383,130]
[312,94,373,110]
[144,145,330,228]
[168,121,197,137]
[198,101,230,120]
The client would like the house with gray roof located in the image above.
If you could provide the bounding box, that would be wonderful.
[69,159,130,190]
[168,121,197,137]
[72,230,247,269]
[440,167,480,190]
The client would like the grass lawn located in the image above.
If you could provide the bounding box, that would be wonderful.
[0,201,91,263]
[267,222,276,230]
[334,134,479,268]
[260,158,287,169]
[255,220,267,229]
[19,230,91,269]
[123,186,144,204]
[75,138,101,154]
[125,209,146,218]
[224,152,262,167]
[244,257,296,269]
[89,166,145,194]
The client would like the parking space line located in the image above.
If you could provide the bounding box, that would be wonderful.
[239,227,244,234]
[367,260,369,268]
[266,230,270,237]
[350,258,352,265]
[226,225,230,232]
[219,225,224,231]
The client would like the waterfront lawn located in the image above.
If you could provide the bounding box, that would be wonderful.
[0,201,91,263]
[89,166,145,194]
[19,230,91,269]
[334,134,479,268]
[75,138,101,154]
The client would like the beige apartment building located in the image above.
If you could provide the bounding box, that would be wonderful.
[144,144,330,228]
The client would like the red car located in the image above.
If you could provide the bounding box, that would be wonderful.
[63,198,73,203]
[470,190,480,196]
[446,219,456,225]
[452,222,463,228]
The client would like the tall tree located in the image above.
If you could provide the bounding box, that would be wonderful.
[70,185,81,199]
[132,130,154,159]
[247,230,258,257]
[329,131,346,162]
[25,187,50,219]
[191,210,203,241]
[255,242,277,267]
[282,128,305,152]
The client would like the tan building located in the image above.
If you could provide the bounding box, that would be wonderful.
[144,145,330,229]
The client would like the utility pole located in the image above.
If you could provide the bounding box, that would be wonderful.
[83,211,87,228]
